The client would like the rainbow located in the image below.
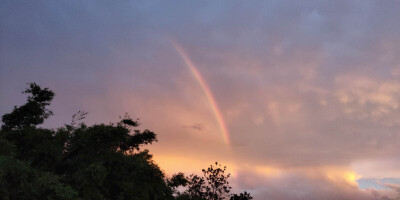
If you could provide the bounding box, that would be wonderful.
[172,41,231,145]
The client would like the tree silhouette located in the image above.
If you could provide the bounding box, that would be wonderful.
[230,192,253,200]
[175,162,252,200]
[0,83,172,200]
[1,83,54,131]
[0,83,253,200]
[0,83,76,200]
[202,162,232,200]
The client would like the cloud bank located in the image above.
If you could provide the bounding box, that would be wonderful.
[1,0,400,199]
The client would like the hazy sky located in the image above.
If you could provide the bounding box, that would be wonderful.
[2,1,400,199]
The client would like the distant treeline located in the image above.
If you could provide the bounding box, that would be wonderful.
[0,83,252,200]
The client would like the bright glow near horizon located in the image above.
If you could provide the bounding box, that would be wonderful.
[1,1,400,199]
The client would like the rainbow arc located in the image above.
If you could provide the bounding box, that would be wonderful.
[172,41,231,145]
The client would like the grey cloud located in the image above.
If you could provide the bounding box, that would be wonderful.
[2,0,400,198]
[182,123,204,131]
[2,0,400,168]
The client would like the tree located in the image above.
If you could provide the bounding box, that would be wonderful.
[0,83,253,200]
[178,162,232,200]
[176,163,253,200]
[1,83,54,131]
[202,162,232,200]
[0,83,76,200]
[168,172,189,188]
[186,174,207,199]
[0,83,173,200]
[0,155,78,200]
[230,192,253,200]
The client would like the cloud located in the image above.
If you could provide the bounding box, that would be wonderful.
[2,0,400,199]
[183,123,204,131]
[234,166,398,200]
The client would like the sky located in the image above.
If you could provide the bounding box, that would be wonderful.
[1,1,400,199]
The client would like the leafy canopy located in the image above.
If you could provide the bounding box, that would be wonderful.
[0,83,171,200]
[0,83,253,200]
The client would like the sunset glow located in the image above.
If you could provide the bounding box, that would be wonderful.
[2,1,400,199]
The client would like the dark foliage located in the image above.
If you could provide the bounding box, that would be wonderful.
[168,172,189,188]
[230,192,253,200]
[175,162,252,200]
[2,83,54,131]
[0,83,172,200]
[0,83,253,200]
